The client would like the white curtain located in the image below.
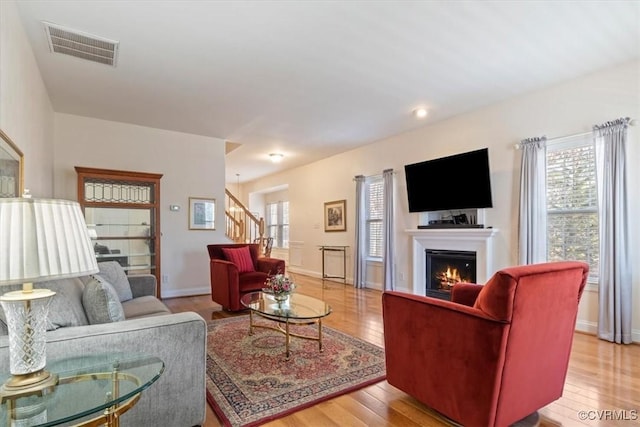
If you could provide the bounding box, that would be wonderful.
[353,175,366,289]
[518,136,547,264]
[382,169,395,291]
[594,118,632,344]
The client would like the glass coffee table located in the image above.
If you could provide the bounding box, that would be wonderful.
[0,353,163,426]
[240,292,332,359]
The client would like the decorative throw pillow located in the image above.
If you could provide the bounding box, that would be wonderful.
[41,278,90,329]
[82,275,126,324]
[222,246,255,273]
[97,261,133,302]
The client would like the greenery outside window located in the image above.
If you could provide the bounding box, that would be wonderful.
[546,135,599,282]
[266,201,289,248]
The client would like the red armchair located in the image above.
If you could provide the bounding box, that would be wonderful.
[382,261,588,427]
[207,243,285,311]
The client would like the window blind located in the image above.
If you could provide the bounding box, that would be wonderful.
[546,140,599,278]
[366,178,383,258]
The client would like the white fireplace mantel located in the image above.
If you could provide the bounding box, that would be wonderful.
[406,228,499,295]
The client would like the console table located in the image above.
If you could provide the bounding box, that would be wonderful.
[318,245,348,284]
[0,353,163,426]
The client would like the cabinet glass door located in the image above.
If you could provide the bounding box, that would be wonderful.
[86,207,155,275]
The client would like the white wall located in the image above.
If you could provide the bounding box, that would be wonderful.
[53,114,227,298]
[263,188,288,205]
[0,0,54,197]
[244,60,640,340]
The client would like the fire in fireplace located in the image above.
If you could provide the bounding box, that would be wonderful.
[425,249,476,300]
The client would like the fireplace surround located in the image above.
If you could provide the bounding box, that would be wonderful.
[406,228,498,296]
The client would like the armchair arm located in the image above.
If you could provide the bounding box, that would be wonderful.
[256,257,285,275]
[128,274,157,298]
[382,291,510,427]
[451,282,483,307]
[210,259,241,310]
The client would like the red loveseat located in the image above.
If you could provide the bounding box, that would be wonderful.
[207,243,285,311]
[382,261,588,427]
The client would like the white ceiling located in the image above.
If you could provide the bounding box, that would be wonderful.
[15,1,640,183]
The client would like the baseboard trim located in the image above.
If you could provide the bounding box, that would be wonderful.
[575,319,640,343]
[288,268,353,286]
[575,319,597,335]
[161,286,210,299]
[287,267,317,278]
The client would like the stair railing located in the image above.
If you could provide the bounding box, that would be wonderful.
[225,189,268,252]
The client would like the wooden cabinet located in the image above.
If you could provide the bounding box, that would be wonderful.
[76,167,163,297]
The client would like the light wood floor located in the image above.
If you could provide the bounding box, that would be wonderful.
[164,274,640,427]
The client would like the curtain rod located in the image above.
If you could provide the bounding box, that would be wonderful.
[514,118,636,149]
[353,169,395,181]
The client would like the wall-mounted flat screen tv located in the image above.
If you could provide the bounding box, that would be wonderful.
[404,148,493,213]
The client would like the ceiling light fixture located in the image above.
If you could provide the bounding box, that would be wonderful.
[413,108,428,119]
[269,153,284,163]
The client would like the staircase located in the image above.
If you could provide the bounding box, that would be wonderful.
[225,189,270,255]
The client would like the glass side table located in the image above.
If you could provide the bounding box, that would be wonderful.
[0,353,164,427]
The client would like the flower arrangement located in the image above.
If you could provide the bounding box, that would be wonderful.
[264,273,295,295]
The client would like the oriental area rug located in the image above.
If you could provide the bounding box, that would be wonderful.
[205,316,386,427]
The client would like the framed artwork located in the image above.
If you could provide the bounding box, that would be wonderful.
[0,129,24,198]
[189,197,215,230]
[324,199,346,232]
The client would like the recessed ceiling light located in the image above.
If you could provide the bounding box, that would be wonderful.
[269,153,284,163]
[413,108,428,119]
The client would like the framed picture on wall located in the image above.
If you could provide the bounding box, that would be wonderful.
[324,199,346,232]
[189,197,215,230]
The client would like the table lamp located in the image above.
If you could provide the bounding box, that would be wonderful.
[0,198,98,398]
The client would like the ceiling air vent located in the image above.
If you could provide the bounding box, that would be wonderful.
[43,22,119,67]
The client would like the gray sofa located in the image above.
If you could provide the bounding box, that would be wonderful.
[0,262,207,427]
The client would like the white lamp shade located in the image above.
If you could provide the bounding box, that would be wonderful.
[0,198,99,286]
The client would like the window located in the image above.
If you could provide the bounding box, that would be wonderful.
[366,176,384,259]
[265,201,289,248]
[546,136,599,280]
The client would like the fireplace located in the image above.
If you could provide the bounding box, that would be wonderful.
[425,249,476,300]
[406,227,498,296]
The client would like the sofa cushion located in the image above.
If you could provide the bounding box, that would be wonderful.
[82,275,126,324]
[97,261,133,302]
[44,278,91,329]
[122,296,171,319]
[222,246,255,273]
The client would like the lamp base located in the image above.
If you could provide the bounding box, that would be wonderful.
[0,369,58,402]
[0,286,57,403]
